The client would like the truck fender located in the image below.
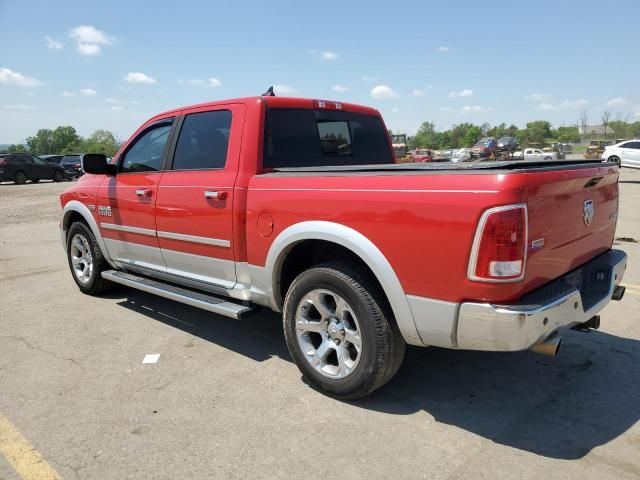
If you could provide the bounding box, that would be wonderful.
[263,221,423,346]
[60,200,117,269]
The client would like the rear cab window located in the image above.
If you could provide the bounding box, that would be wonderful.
[171,110,231,170]
[263,108,393,169]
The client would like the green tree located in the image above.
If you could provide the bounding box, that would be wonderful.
[3,144,28,153]
[51,126,81,154]
[523,120,552,145]
[81,129,120,156]
[555,126,581,143]
[25,129,54,154]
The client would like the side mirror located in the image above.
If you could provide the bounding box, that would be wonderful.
[81,153,116,175]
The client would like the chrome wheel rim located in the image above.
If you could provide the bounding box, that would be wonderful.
[295,289,362,379]
[70,233,93,284]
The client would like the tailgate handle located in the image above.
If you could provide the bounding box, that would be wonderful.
[584,177,603,188]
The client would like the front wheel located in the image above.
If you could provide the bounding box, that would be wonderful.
[283,263,405,399]
[609,156,621,167]
[66,221,111,295]
[14,170,27,184]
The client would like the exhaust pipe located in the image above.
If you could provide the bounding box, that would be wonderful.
[530,333,562,356]
[612,285,625,301]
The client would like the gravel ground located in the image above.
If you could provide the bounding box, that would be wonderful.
[1,170,639,480]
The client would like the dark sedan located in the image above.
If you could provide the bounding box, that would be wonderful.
[60,154,84,178]
[0,153,66,184]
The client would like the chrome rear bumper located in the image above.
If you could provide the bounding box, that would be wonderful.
[456,249,627,351]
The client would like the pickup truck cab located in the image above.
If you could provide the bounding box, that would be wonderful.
[60,95,627,399]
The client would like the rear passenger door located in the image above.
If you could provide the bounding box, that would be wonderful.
[155,105,245,288]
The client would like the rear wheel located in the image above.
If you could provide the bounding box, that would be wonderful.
[283,263,405,399]
[66,221,111,295]
[609,156,621,167]
[31,178,40,183]
[14,170,27,184]
[53,170,64,182]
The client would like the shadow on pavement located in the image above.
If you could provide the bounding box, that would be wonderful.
[114,287,640,460]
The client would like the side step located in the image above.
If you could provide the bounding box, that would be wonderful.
[102,270,254,319]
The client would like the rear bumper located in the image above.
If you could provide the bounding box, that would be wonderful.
[456,249,627,351]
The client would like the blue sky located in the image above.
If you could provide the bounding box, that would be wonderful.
[1,0,639,143]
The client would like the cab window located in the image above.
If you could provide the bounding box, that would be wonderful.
[172,110,231,170]
[120,121,173,173]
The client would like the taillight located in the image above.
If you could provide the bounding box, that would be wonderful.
[0,159,6,166]
[468,204,527,282]
[313,100,343,110]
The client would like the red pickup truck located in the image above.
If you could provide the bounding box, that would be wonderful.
[60,95,627,399]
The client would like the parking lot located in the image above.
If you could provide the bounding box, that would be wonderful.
[1,169,639,480]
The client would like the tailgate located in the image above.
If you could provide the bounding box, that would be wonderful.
[524,164,619,289]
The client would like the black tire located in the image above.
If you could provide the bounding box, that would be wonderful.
[544,156,552,161]
[31,178,40,183]
[53,170,64,182]
[66,221,111,295]
[609,156,621,167]
[283,263,405,399]
[14,170,27,184]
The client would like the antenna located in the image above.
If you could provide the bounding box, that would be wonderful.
[262,86,275,97]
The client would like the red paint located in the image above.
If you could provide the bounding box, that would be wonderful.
[61,96,619,305]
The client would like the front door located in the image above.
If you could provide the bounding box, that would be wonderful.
[97,116,176,272]
[155,105,244,288]
[31,155,54,179]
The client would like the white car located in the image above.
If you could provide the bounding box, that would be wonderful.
[601,140,640,169]
[523,148,559,161]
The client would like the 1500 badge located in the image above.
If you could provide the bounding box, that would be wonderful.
[98,205,112,217]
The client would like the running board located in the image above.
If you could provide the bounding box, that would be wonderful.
[101,270,254,319]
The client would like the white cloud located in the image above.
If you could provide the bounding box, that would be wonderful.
[61,91,75,97]
[439,106,453,112]
[332,84,349,92]
[560,99,589,108]
[68,25,114,56]
[0,67,42,87]
[124,72,157,84]
[411,89,425,97]
[45,36,63,50]
[449,89,473,98]
[461,105,491,113]
[371,85,399,99]
[525,93,550,102]
[361,75,376,83]
[438,46,449,53]
[391,107,400,113]
[80,88,97,96]
[3,104,37,111]
[181,77,222,88]
[320,50,338,60]
[607,97,627,107]
[536,99,589,110]
[273,84,298,95]
[537,102,558,111]
[110,105,124,111]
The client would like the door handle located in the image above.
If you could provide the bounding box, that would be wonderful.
[135,189,153,197]
[204,190,227,200]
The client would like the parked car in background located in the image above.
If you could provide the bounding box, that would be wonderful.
[523,148,559,161]
[471,137,497,158]
[512,150,524,160]
[60,154,84,178]
[41,154,64,164]
[0,153,66,184]
[451,148,472,162]
[432,149,453,161]
[497,136,518,151]
[601,140,640,169]
[411,149,432,162]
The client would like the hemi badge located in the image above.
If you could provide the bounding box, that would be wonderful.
[531,238,545,250]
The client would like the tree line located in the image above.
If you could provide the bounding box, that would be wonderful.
[406,119,640,150]
[1,126,121,157]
